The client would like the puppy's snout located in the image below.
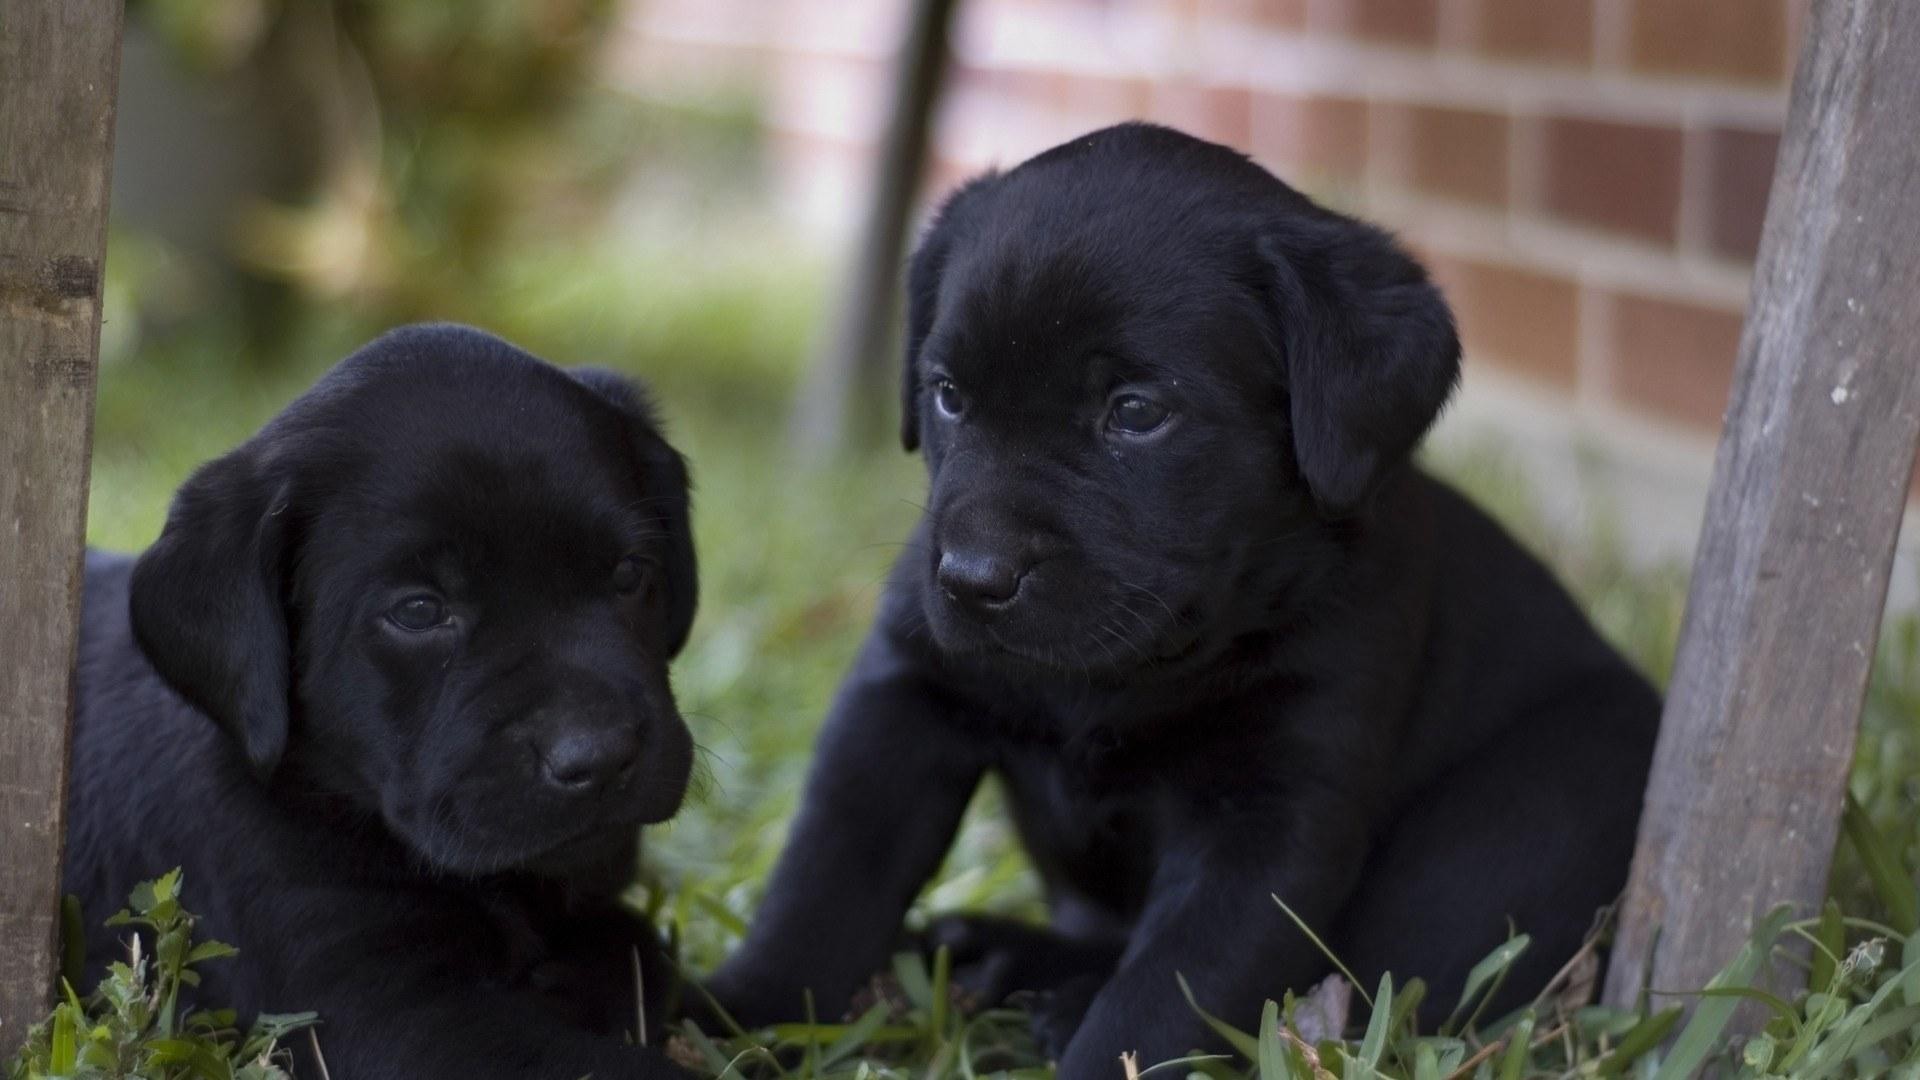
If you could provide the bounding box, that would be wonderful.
[937,548,1028,612]
[537,727,640,793]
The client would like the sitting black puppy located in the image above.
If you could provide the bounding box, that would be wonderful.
[708,124,1661,1074]
[67,325,697,1079]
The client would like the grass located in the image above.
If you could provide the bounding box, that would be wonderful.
[51,223,1920,1077]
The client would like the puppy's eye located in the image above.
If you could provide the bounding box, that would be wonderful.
[387,594,447,632]
[932,377,964,419]
[1107,394,1171,435]
[612,555,654,596]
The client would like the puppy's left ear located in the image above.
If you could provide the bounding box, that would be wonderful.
[131,449,296,778]
[1260,212,1460,516]
[572,367,699,656]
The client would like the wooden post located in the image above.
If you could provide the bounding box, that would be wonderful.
[790,0,959,456]
[1605,0,1920,1012]
[0,0,125,1050]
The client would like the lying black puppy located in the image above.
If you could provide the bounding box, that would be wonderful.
[709,124,1661,1074]
[67,325,697,1078]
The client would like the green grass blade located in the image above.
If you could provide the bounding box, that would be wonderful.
[1683,985,1802,1034]
[893,952,935,1012]
[1811,899,1845,992]
[1904,929,1920,1007]
[929,944,952,1040]
[1653,903,1795,1080]
[1413,1041,1440,1080]
[1273,895,1373,1010]
[1844,794,1920,935]
[1135,1053,1237,1078]
[820,1003,902,1067]
[1496,1013,1535,1080]
[1593,1006,1681,1076]
[1259,998,1296,1080]
[1177,972,1262,1063]
[1357,973,1394,1074]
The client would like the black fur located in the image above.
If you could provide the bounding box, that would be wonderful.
[709,125,1661,1075]
[68,324,697,1078]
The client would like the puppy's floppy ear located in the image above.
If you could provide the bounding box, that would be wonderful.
[571,367,699,656]
[901,172,999,452]
[130,449,295,777]
[1260,211,1460,516]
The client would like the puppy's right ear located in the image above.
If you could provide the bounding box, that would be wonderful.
[130,449,294,778]
[901,173,998,452]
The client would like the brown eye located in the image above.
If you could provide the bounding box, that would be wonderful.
[387,594,446,632]
[1108,394,1170,435]
[612,556,652,596]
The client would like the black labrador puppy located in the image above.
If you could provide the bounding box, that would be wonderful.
[67,325,696,1079]
[708,124,1661,1074]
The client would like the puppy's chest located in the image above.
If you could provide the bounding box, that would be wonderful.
[993,729,1173,904]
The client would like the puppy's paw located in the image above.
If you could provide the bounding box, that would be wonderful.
[919,913,1044,1003]
[1019,974,1104,1060]
[918,913,1124,1016]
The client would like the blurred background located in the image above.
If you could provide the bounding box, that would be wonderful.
[88,0,1916,968]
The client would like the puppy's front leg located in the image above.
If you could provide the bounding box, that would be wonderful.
[1055,810,1370,1079]
[706,629,991,1025]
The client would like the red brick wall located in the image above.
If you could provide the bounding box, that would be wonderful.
[613,0,1806,443]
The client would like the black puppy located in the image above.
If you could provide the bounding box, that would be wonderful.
[709,124,1661,1074]
[66,325,697,1078]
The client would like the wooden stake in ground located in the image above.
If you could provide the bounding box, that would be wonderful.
[791,0,959,456]
[0,0,125,1050]
[1605,0,1920,1013]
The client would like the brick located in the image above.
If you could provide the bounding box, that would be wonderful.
[1701,126,1781,262]
[1150,83,1252,147]
[1315,0,1440,47]
[1426,255,1580,388]
[1249,93,1370,181]
[1627,0,1789,84]
[1609,292,1746,429]
[1540,116,1684,244]
[1198,0,1309,27]
[1475,0,1594,66]
[1057,73,1153,124]
[1387,104,1509,207]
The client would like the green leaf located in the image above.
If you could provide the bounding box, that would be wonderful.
[186,940,240,965]
[1445,934,1530,1035]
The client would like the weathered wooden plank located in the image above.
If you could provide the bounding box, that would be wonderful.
[1604,0,1920,1012]
[0,0,125,1051]
[791,0,959,454]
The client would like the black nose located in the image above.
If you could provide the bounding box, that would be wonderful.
[539,728,641,792]
[937,549,1026,610]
